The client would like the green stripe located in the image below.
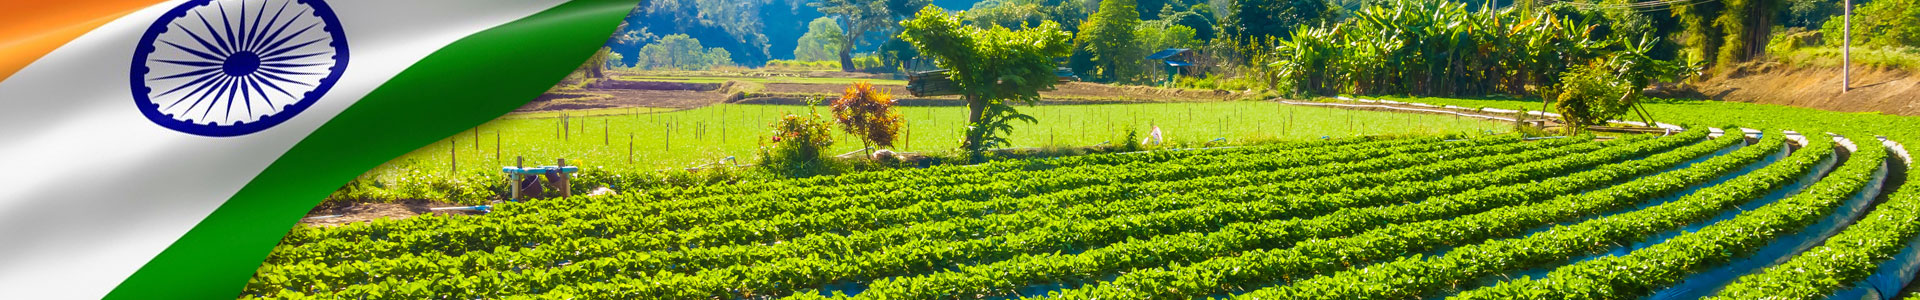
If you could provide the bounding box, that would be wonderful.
[104,1,636,298]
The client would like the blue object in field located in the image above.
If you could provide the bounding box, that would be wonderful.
[501,166,580,175]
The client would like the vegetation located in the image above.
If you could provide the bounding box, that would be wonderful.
[1070,0,1145,83]
[794,17,846,62]
[757,100,839,177]
[899,5,1073,160]
[811,0,903,72]
[337,101,1503,204]
[829,81,903,151]
[275,0,1920,298]
[633,34,735,70]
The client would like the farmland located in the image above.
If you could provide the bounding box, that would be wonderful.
[249,108,1920,299]
[357,101,1504,184]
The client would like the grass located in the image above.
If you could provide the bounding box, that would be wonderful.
[1769,46,1920,71]
[362,101,1508,181]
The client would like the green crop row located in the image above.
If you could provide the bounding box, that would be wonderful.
[252,136,1584,298]
[1457,133,1887,299]
[1024,127,1730,300]
[266,137,1440,264]
[274,136,1392,248]
[1707,139,1916,300]
[244,136,1514,297]
[1234,130,1823,299]
[831,137,1635,299]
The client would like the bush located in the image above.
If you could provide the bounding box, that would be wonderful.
[757,100,838,177]
[1554,62,1634,130]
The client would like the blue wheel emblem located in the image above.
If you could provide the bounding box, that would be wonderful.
[132,0,347,137]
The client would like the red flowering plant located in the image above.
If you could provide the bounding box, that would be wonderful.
[757,98,837,177]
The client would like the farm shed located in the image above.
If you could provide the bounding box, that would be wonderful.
[1146,48,1199,86]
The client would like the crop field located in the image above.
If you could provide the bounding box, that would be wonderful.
[249,122,1919,299]
[362,101,1505,177]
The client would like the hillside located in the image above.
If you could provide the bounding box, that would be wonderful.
[1686,63,1920,116]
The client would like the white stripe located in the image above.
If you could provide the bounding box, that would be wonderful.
[0,0,567,298]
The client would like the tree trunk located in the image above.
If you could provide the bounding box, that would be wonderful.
[967,94,983,145]
[839,47,857,72]
[964,95,988,162]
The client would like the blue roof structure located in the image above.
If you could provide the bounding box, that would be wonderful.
[1146,48,1191,60]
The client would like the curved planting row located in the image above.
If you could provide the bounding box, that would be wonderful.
[1707,138,1916,300]
[267,137,1449,264]
[1231,130,1825,299]
[249,137,1597,297]
[245,136,1537,297]
[840,130,1722,299]
[1455,133,1888,299]
[245,132,1692,299]
[263,128,1920,300]
[1037,127,1748,300]
[273,137,1393,248]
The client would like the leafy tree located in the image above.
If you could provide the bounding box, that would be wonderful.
[830,81,903,153]
[1672,0,1725,65]
[1821,0,1920,48]
[814,0,897,72]
[1160,4,1217,41]
[1073,0,1145,83]
[796,17,847,62]
[637,34,735,70]
[1714,0,1780,67]
[968,0,1090,33]
[1554,62,1632,131]
[577,47,616,79]
[898,6,1072,161]
[1781,0,1834,28]
[1221,0,1332,44]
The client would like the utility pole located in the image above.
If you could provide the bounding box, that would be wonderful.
[1843,0,1852,93]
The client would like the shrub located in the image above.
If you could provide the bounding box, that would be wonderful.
[757,100,838,177]
[830,81,903,152]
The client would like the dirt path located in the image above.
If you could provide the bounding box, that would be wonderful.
[299,199,482,227]
[1683,63,1920,116]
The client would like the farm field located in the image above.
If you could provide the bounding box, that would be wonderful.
[1370,96,1920,142]
[360,101,1505,181]
[246,124,1917,299]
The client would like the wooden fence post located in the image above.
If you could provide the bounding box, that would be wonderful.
[511,156,523,200]
[556,158,571,198]
[449,139,457,175]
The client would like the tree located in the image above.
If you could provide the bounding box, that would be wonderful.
[967,0,1091,33]
[577,47,615,79]
[637,34,734,70]
[1073,0,1145,83]
[814,0,896,72]
[1222,0,1332,44]
[796,17,847,62]
[898,6,1072,161]
[830,81,903,153]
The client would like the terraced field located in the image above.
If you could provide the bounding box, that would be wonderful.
[246,125,1916,299]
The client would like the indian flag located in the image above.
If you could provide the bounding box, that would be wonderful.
[0,0,635,298]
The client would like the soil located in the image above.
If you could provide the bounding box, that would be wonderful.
[517,89,725,111]
[299,199,483,227]
[517,77,1244,114]
[1676,63,1920,116]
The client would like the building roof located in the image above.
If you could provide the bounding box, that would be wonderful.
[1146,48,1191,60]
[1164,60,1194,67]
